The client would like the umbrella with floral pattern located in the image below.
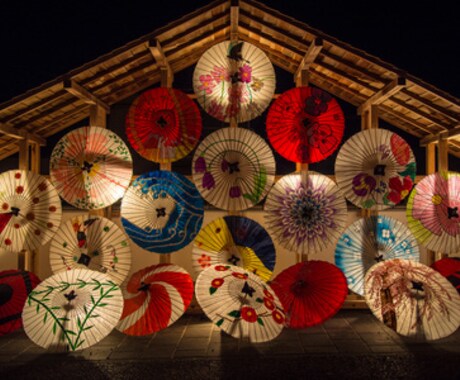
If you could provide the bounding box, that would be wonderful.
[49,214,131,285]
[193,41,275,123]
[335,215,420,296]
[335,128,416,210]
[266,86,345,163]
[192,127,276,211]
[22,268,123,351]
[406,171,460,254]
[264,172,347,256]
[50,126,133,210]
[431,257,460,293]
[270,261,348,328]
[192,216,276,282]
[0,170,62,252]
[195,264,285,343]
[364,258,460,341]
[126,87,202,163]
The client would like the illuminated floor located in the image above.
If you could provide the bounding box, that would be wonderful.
[1,310,459,379]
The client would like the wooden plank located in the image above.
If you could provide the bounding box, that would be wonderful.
[294,37,323,83]
[230,0,239,41]
[420,124,460,146]
[0,123,46,146]
[63,79,110,112]
[357,76,406,114]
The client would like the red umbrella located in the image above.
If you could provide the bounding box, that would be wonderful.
[0,270,40,336]
[266,86,345,163]
[431,257,460,294]
[270,260,348,328]
[126,87,202,163]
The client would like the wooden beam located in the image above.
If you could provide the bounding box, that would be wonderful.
[357,76,406,114]
[230,0,239,41]
[361,105,379,130]
[437,132,449,173]
[420,124,460,146]
[89,105,107,128]
[148,39,173,88]
[63,79,110,113]
[0,123,46,146]
[294,37,323,83]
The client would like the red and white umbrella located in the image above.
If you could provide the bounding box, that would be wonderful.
[117,264,193,336]
[195,264,285,343]
[431,257,460,293]
[0,170,62,252]
[50,126,133,210]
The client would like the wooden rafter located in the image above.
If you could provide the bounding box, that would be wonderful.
[420,125,460,146]
[357,76,406,114]
[294,37,323,83]
[230,0,239,41]
[63,79,110,112]
[0,123,46,146]
[149,39,174,87]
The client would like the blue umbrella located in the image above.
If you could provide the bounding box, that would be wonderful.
[121,170,204,254]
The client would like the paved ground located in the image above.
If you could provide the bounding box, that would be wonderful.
[0,310,459,379]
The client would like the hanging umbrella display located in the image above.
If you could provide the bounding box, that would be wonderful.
[49,215,131,285]
[192,127,276,211]
[406,171,460,254]
[195,264,285,343]
[266,86,345,163]
[431,257,460,293]
[121,170,204,254]
[126,87,202,163]
[50,126,133,210]
[0,170,62,252]
[0,270,40,336]
[364,258,460,341]
[264,172,347,256]
[270,261,348,328]
[335,215,420,296]
[193,40,275,123]
[117,263,193,336]
[335,128,416,210]
[22,268,123,351]
[192,216,276,282]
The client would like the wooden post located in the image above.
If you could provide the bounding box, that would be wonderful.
[425,142,437,264]
[437,133,449,260]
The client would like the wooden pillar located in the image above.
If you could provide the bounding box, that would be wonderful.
[425,142,437,264]
[437,133,449,260]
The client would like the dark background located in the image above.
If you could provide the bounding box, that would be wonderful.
[0,0,458,174]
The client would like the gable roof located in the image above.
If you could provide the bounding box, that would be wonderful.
[1,0,459,161]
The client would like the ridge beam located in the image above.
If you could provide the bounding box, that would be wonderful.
[0,123,46,146]
[230,0,239,41]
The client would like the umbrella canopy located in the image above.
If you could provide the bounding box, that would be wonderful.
[364,259,460,341]
[431,257,460,293]
[335,215,420,296]
[195,264,285,343]
[264,172,347,256]
[0,270,40,336]
[49,215,131,285]
[125,87,202,163]
[0,170,62,252]
[193,40,275,123]
[50,126,133,210]
[117,264,193,336]
[335,128,416,210]
[22,268,123,351]
[270,261,348,328]
[121,170,204,254]
[266,86,345,163]
[192,127,276,211]
[192,216,276,282]
[406,171,460,254]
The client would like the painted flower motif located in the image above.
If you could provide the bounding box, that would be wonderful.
[198,254,211,269]
[390,133,411,166]
[305,122,336,154]
[263,288,274,300]
[215,265,229,271]
[272,310,285,324]
[211,66,230,84]
[264,297,275,311]
[304,88,332,116]
[232,272,248,280]
[229,186,242,198]
[207,100,226,120]
[199,74,216,94]
[352,173,377,197]
[250,77,264,92]
[387,176,413,204]
[241,306,258,323]
[239,64,252,83]
[194,157,207,173]
[202,172,215,190]
[211,278,224,288]
[221,159,229,172]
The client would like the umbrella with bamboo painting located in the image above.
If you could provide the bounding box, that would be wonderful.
[22,268,123,351]
[49,215,131,285]
[50,126,133,210]
[0,170,62,252]
[195,264,285,343]
[192,127,275,211]
[364,258,460,341]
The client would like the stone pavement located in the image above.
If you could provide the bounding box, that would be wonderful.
[0,310,459,379]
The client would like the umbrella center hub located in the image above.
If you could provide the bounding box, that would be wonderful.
[374,164,386,176]
[78,253,92,267]
[137,282,151,292]
[10,207,20,216]
[228,162,240,175]
[291,279,307,295]
[81,161,94,173]
[156,116,168,128]
[447,206,458,219]
[64,290,78,302]
[0,284,13,306]
[156,207,166,218]
[411,281,424,292]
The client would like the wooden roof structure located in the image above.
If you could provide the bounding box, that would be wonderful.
[1,0,460,161]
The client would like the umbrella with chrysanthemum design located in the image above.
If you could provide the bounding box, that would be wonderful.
[195,264,285,343]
